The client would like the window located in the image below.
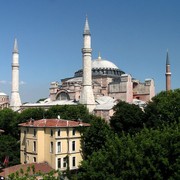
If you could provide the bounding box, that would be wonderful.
[50,129,53,137]
[57,129,61,136]
[72,157,76,167]
[33,129,36,137]
[72,128,76,136]
[33,141,36,152]
[72,141,75,151]
[33,157,36,162]
[57,142,61,153]
[50,142,53,153]
[57,158,61,169]
[56,92,70,101]
[63,157,66,168]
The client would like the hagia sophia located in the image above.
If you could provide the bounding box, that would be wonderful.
[0,17,171,121]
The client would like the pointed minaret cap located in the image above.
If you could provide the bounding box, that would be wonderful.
[166,49,170,65]
[13,38,18,53]
[83,16,90,35]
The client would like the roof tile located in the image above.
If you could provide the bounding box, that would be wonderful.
[18,119,90,128]
[0,162,53,178]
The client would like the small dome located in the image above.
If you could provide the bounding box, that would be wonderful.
[92,56,118,69]
[0,92,7,96]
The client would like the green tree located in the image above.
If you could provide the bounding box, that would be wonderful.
[0,108,18,138]
[0,135,20,167]
[76,123,180,180]
[17,108,46,124]
[110,101,144,135]
[144,89,180,128]
[81,117,113,159]
[45,104,91,122]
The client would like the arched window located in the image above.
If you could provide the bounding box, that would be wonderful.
[56,92,70,101]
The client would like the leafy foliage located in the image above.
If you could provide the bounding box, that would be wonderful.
[45,104,91,122]
[144,89,180,128]
[0,135,20,167]
[76,123,180,179]
[17,108,46,124]
[0,108,18,138]
[110,101,144,135]
[81,117,113,159]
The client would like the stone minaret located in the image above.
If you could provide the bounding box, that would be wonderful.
[10,38,22,111]
[165,50,171,91]
[79,17,96,112]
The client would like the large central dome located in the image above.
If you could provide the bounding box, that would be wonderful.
[74,55,125,78]
[92,56,119,69]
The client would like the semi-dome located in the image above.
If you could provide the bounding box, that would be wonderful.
[92,56,119,69]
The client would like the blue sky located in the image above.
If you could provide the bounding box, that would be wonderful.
[0,0,179,103]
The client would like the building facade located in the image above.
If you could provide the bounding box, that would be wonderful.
[49,18,155,108]
[19,119,90,171]
[0,92,9,110]
[21,17,155,121]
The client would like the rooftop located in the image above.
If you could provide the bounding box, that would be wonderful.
[0,162,53,178]
[95,96,117,110]
[22,99,77,107]
[19,119,90,128]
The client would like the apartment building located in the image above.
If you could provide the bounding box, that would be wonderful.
[19,119,90,171]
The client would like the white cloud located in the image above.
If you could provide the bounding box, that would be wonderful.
[0,80,27,85]
[0,80,8,84]
[20,81,27,85]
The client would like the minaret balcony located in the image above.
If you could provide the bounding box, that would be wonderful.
[82,48,92,53]
[11,63,19,67]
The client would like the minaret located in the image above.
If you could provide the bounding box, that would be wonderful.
[165,50,171,91]
[79,17,96,112]
[10,38,22,111]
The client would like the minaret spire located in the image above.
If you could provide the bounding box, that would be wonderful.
[79,17,95,112]
[165,50,171,91]
[10,38,22,111]
[166,49,170,65]
[13,38,18,53]
[84,16,90,35]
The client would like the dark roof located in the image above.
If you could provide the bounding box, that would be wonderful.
[19,119,90,128]
[0,162,53,178]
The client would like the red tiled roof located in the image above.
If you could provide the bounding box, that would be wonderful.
[18,119,90,128]
[0,162,53,178]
